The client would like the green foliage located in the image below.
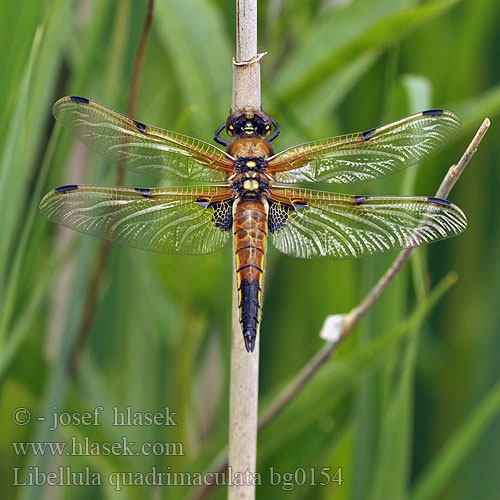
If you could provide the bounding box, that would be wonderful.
[1,0,499,499]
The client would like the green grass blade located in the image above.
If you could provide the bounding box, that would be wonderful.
[0,27,43,301]
[411,379,500,500]
[0,127,60,351]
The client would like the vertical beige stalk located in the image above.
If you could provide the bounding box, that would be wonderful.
[229,1,262,499]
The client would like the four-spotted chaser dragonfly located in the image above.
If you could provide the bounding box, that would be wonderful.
[40,96,467,352]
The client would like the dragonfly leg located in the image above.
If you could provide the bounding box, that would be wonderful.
[268,116,280,142]
[214,122,229,147]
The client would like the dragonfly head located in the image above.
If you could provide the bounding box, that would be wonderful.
[226,108,275,139]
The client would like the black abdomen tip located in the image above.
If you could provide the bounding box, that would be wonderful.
[243,331,256,353]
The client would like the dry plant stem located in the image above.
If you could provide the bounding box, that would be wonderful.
[186,118,490,500]
[228,1,261,500]
[127,0,154,120]
[233,0,261,109]
[68,0,155,377]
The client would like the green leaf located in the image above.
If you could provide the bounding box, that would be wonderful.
[274,0,463,103]
[155,0,232,133]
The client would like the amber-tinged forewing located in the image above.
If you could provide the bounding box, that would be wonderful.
[39,184,233,254]
[268,187,467,259]
[53,96,233,182]
[268,110,461,185]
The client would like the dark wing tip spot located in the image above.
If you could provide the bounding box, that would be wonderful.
[133,120,147,133]
[355,195,370,205]
[428,196,451,206]
[134,187,151,197]
[422,109,444,116]
[55,184,79,193]
[363,128,376,141]
[70,96,90,104]
[194,198,210,208]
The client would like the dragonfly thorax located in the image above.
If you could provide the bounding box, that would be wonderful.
[230,155,272,199]
[228,137,274,159]
[231,171,271,199]
[233,156,268,173]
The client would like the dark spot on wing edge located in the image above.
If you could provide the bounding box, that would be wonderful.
[134,120,147,133]
[422,109,444,116]
[194,198,210,208]
[363,128,376,140]
[134,187,151,197]
[293,201,308,210]
[355,195,370,205]
[70,96,89,104]
[55,184,79,193]
[428,196,451,206]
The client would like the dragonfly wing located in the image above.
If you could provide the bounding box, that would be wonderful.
[53,96,233,182]
[40,184,233,254]
[268,110,461,185]
[268,188,467,259]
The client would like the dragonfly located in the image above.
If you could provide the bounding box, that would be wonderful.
[40,96,467,352]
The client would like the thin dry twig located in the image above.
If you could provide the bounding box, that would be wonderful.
[127,0,154,120]
[184,117,490,500]
[69,0,155,377]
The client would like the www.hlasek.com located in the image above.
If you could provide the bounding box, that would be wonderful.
[12,466,343,491]
[12,436,184,457]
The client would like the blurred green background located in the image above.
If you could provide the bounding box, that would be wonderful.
[1,0,499,499]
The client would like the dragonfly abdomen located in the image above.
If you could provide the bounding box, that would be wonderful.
[233,197,268,352]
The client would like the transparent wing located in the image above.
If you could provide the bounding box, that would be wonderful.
[40,184,233,254]
[53,96,234,182]
[268,110,461,185]
[268,187,467,259]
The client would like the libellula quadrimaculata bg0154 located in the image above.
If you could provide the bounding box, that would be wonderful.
[40,97,466,351]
